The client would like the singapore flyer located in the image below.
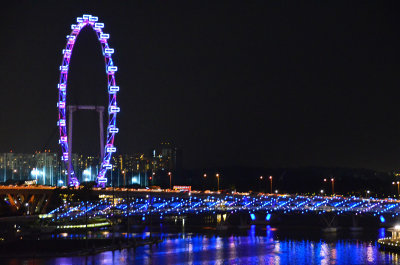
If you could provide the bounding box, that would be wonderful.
[57,14,120,187]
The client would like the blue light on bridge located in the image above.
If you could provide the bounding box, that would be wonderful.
[266,213,271,221]
[380,215,385,223]
[250,213,256,221]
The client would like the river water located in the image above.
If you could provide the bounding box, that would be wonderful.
[3,225,400,265]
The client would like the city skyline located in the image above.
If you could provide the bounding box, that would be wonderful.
[0,141,180,186]
[1,2,400,172]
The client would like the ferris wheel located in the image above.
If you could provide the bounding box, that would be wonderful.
[57,14,120,187]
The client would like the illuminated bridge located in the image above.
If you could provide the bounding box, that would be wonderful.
[44,190,400,224]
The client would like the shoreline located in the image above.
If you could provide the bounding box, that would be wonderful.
[0,237,163,259]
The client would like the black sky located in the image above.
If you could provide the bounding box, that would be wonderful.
[1,1,400,171]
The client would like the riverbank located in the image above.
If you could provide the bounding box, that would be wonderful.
[0,237,163,258]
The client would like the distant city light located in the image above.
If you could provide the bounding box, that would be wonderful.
[132,176,139,184]
[83,168,91,177]
[31,168,44,178]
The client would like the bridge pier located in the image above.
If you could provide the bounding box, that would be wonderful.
[349,215,363,232]
[318,213,338,232]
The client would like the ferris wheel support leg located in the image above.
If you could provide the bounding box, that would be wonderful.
[68,108,73,185]
[98,108,104,160]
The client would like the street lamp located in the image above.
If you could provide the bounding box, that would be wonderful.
[216,173,220,192]
[259,176,266,193]
[269,176,273,194]
[331,178,335,195]
[393,181,400,196]
[150,172,155,185]
[122,170,126,186]
[203,173,207,191]
[168,172,172,190]
[320,189,324,195]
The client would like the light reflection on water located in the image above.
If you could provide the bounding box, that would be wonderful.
[3,226,400,265]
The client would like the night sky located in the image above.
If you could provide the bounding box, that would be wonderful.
[1,1,400,171]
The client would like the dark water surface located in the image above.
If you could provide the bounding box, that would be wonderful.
[2,225,400,265]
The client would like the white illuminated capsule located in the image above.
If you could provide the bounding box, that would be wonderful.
[109,106,120,113]
[89,16,98,22]
[63,153,69,160]
[108,127,119,133]
[104,164,113,170]
[60,136,67,142]
[77,17,84,23]
[57,119,66,126]
[97,178,107,183]
[66,35,76,40]
[100,33,109,39]
[106,146,117,153]
[107,66,118,72]
[82,14,91,20]
[71,24,78,30]
[58,84,66,91]
[104,48,114,54]
[58,101,65,108]
[59,65,69,72]
[108,86,119,93]
[95,22,104,28]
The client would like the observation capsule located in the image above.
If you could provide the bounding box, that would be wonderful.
[108,86,119,93]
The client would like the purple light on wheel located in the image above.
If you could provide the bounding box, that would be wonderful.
[57,14,120,187]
